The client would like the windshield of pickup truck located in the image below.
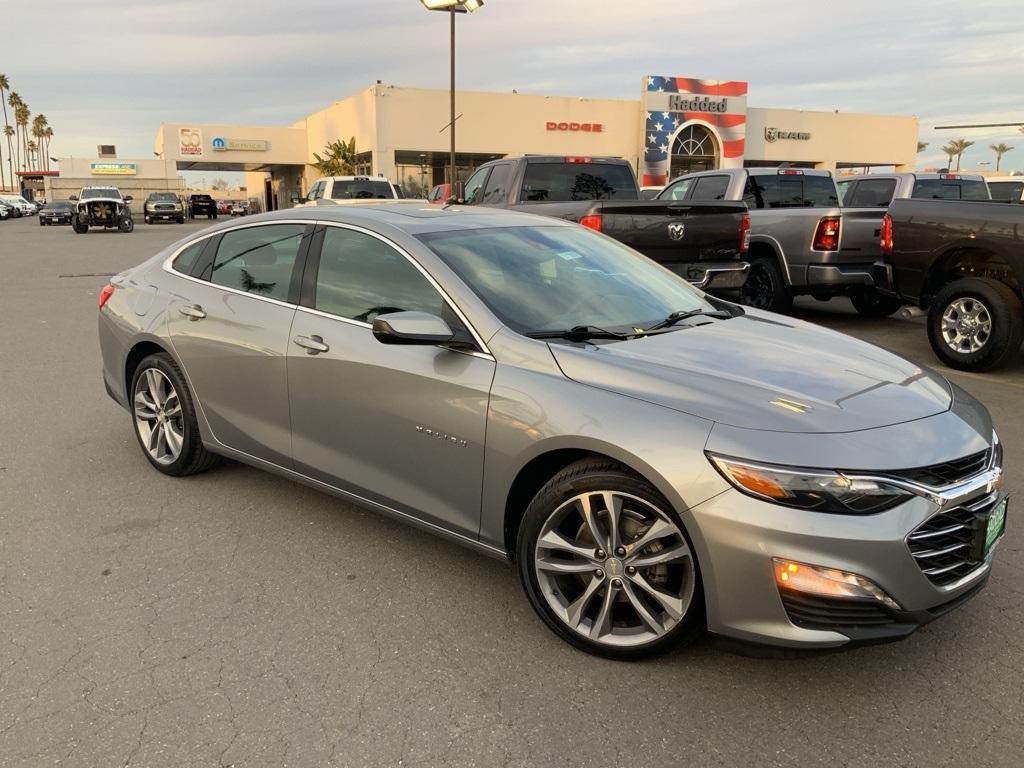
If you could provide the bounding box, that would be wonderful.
[80,188,122,200]
[520,163,636,202]
[911,178,989,201]
[330,180,394,200]
[742,174,839,208]
[418,225,708,336]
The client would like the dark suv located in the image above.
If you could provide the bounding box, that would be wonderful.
[189,194,218,220]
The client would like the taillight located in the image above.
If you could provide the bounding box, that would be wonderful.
[579,214,602,232]
[778,169,803,175]
[880,213,894,255]
[738,212,751,253]
[812,216,841,251]
[565,157,593,164]
[98,283,115,310]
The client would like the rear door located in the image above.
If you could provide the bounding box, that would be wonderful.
[165,222,313,466]
[286,224,495,538]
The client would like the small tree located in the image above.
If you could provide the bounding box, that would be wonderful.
[989,143,1014,171]
[940,142,957,169]
[211,177,230,190]
[313,137,357,177]
[917,141,928,152]
[949,138,974,171]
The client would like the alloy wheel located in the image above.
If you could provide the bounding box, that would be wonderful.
[742,264,772,309]
[533,491,696,648]
[133,368,184,465]
[941,297,992,354]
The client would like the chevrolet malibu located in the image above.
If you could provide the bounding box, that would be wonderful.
[97,204,1006,659]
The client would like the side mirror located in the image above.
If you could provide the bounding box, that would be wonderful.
[446,181,466,204]
[124,195,133,203]
[372,311,454,345]
[68,195,78,201]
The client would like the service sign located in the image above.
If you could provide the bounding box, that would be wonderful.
[211,137,270,152]
[179,128,204,157]
[90,162,137,175]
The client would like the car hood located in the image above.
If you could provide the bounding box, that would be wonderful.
[548,310,952,433]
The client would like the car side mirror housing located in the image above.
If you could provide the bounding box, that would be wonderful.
[68,195,78,201]
[124,195,133,203]
[372,311,455,346]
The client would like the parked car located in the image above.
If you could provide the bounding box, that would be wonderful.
[143,192,185,224]
[459,155,640,220]
[189,194,219,220]
[70,187,134,233]
[39,201,74,226]
[878,197,1024,371]
[217,200,233,216]
[639,186,664,200]
[98,203,1004,659]
[838,172,990,207]
[657,168,899,316]
[986,177,1024,204]
[427,183,452,205]
[0,194,36,217]
[230,200,250,216]
[298,176,404,206]
[0,200,13,220]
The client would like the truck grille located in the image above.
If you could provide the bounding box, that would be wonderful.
[155,204,175,211]
[893,450,990,487]
[907,493,996,587]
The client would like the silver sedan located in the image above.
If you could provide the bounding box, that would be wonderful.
[97,203,1006,659]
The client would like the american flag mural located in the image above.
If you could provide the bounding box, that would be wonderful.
[641,76,749,187]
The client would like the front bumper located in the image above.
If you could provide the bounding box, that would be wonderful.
[686,466,1003,649]
[146,208,184,221]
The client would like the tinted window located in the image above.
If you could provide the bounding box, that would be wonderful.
[689,175,730,201]
[836,180,853,204]
[988,181,1024,203]
[172,240,206,274]
[463,167,489,204]
[520,162,636,202]
[314,227,444,323]
[743,174,839,208]
[329,179,394,200]
[148,192,178,202]
[660,178,693,200]
[80,188,121,200]
[912,179,990,201]
[210,224,306,301]
[480,164,511,205]
[43,202,71,210]
[847,178,897,207]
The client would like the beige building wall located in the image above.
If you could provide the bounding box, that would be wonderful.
[46,158,185,211]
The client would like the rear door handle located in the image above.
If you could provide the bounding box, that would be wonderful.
[293,334,330,354]
[178,304,206,320]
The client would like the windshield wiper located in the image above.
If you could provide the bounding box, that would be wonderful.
[642,308,732,332]
[525,325,633,341]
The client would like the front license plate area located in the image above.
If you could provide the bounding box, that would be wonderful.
[973,496,1007,560]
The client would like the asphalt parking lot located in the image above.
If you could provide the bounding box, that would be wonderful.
[1,213,1022,768]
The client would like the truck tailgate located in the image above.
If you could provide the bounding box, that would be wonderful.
[838,207,886,261]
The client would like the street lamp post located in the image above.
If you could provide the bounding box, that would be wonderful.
[420,0,483,188]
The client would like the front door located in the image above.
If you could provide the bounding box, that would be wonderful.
[166,222,311,466]
[287,225,495,538]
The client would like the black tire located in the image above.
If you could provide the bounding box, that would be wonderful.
[72,217,88,234]
[516,458,704,660]
[927,278,1023,372]
[740,257,792,314]
[144,215,152,225]
[39,219,45,227]
[177,217,184,224]
[130,353,221,477]
[119,217,134,233]
[850,289,903,318]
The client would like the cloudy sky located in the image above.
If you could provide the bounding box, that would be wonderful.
[4,0,1023,174]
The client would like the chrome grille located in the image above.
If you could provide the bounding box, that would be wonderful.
[907,493,996,586]
[894,450,990,488]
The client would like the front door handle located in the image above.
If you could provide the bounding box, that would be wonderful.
[178,304,206,320]
[293,334,330,354]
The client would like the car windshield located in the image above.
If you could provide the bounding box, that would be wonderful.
[149,193,178,202]
[418,225,710,336]
[81,188,121,200]
[43,202,70,210]
[330,180,394,199]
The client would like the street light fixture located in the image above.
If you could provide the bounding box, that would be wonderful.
[420,0,484,188]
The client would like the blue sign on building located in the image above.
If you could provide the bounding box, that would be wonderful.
[211,137,226,150]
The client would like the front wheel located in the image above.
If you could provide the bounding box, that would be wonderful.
[119,217,134,233]
[740,257,792,314]
[144,215,153,225]
[72,217,88,234]
[927,278,1023,371]
[850,290,903,318]
[517,459,704,660]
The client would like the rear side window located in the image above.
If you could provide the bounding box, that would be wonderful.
[209,224,307,301]
[988,181,1024,203]
[660,178,693,200]
[847,178,896,207]
[172,240,206,274]
[329,179,395,200]
[480,164,511,205]
[520,162,636,202]
[912,179,990,201]
[314,227,444,323]
[689,175,730,201]
[744,174,839,208]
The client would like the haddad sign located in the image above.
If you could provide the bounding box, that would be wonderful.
[765,127,811,142]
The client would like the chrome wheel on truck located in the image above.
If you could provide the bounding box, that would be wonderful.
[927,278,1023,372]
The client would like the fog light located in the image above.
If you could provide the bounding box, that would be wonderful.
[773,558,902,611]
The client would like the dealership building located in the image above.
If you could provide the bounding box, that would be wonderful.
[148,75,919,210]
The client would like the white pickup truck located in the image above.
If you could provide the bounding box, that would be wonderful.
[297,176,404,206]
[656,168,896,316]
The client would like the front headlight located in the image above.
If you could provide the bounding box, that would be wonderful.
[708,454,913,514]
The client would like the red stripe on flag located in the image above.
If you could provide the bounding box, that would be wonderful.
[722,139,745,158]
[642,174,668,186]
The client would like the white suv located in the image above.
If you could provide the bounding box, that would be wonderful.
[986,177,1024,204]
[297,176,403,207]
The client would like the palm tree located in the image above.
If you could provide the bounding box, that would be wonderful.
[44,126,53,169]
[7,91,22,179]
[15,102,30,173]
[940,142,957,169]
[26,140,37,171]
[312,137,358,177]
[31,114,48,171]
[0,74,11,190]
[948,138,974,171]
[917,141,928,152]
[989,143,1013,171]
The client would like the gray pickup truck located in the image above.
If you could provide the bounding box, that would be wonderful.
[656,168,896,316]
[838,172,990,207]
[877,197,1024,371]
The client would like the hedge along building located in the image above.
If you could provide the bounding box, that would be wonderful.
[151,76,919,209]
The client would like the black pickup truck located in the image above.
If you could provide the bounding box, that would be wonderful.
[460,155,748,289]
[878,197,1024,371]
[188,194,218,220]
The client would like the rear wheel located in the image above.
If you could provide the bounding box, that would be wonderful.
[740,257,792,313]
[130,353,221,476]
[927,278,1023,371]
[517,459,703,659]
[850,289,903,318]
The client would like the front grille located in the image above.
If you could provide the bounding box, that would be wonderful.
[155,204,175,211]
[894,450,990,487]
[907,493,996,586]
[780,590,898,629]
